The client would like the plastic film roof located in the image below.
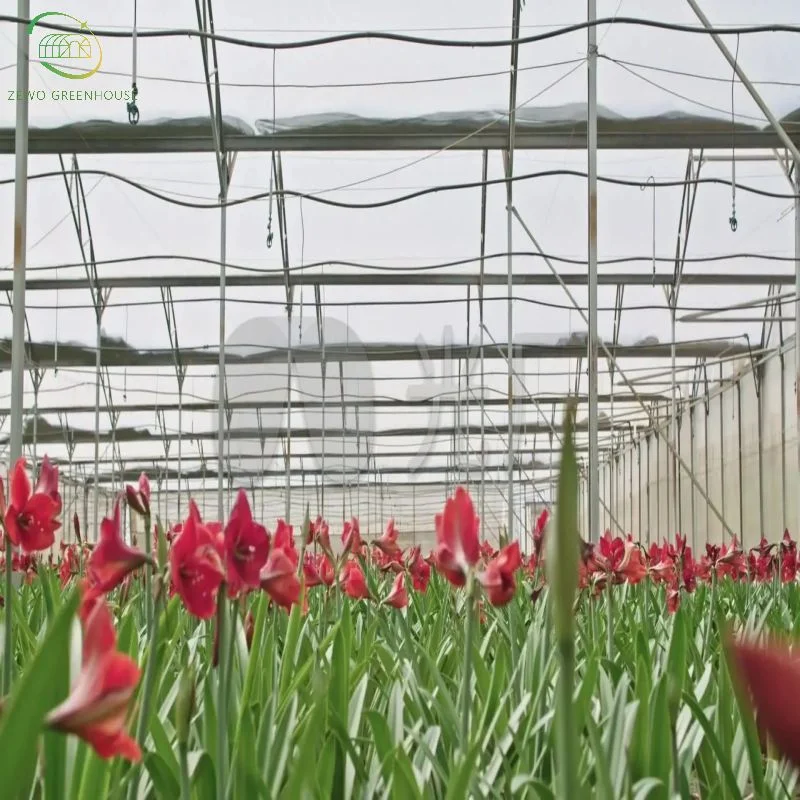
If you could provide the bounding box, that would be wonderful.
[0,0,798,536]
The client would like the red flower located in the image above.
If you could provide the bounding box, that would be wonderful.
[375,518,402,557]
[432,487,480,587]
[87,498,151,593]
[342,518,363,556]
[59,544,79,589]
[383,572,408,609]
[169,500,225,619]
[477,541,522,606]
[532,508,549,558]
[259,548,301,612]
[125,472,151,517]
[307,516,332,554]
[46,591,141,761]
[728,637,800,769]
[273,519,298,566]
[340,559,370,600]
[407,546,430,593]
[223,489,269,595]
[4,457,61,553]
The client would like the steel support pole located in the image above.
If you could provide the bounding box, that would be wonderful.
[286,308,292,522]
[795,165,800,538]
[670,308,678,537]
[6,0,30,695]
[217,188,227,520]
[587,0,600,541]
[505,0,521,542]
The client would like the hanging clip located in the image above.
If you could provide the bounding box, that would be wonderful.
[729,212,737,232]
[127,83,139,125]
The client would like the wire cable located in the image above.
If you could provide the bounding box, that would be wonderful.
[5,15,800,48]
[1,168,794,213]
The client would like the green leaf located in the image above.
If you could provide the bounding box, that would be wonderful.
[0,587,79,799]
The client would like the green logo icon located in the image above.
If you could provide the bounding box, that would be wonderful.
[28,11,103,80]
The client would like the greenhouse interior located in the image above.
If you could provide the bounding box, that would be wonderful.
[1,1,800,798]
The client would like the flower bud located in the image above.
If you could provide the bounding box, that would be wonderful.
[547,401,580,642]
[175,665,195,746]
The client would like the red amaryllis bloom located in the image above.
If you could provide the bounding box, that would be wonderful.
[259,548,301,612]
[383,572,408,609]
[342,518,364,556]
[406,546,430,593]
[780,531,797,583]
[273,520,298,567]
[748,538,777,582]
[223,489,269,596]
[532,508,549,558]
[87,498,151,593]
[46,591,141,761]
[432,487,480,587]
[36,455,62,515]
[592,532,647,586]
[727,637,800,769]
[125,472,151,517]
[59,544,79,589]
[374,518,402,557]
[169,501,225,619]
[340,559,370,600]
[477,541,522,607]
[306,516,332,554]
[4,457,61,552]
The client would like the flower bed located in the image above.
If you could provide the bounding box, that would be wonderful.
[0,419,798,798]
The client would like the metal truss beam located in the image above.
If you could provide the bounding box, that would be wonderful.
[4,270,795,293]
[2,124,798,155]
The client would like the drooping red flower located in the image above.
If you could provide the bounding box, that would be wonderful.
[374,518,402,557]
[306,516,332,554]
[727,637,800,769]
[36,455,62,516]
[87,498,151,593]
[273,519,298,567]
[340,559,370,600]
[408,546,431,593]
[125,472,151,518]
[59,544,79,589]
[780,531,797,583]
[223,489,269,596]
[477,541,522,606]
[4,457,61,553]
[169,500,225,619]
[532,508,549,558]
[46,591,141,761]
[259,548,301,612]
[432,487,480,587]
[342,518,364,556]
[383,572,408,609]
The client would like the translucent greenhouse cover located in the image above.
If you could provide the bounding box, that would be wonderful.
[0,0,797,534]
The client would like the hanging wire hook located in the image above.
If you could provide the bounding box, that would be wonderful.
[126,0,140,125]
[266,152,275,248]
[640,176,656,283]
[729,34,740,232]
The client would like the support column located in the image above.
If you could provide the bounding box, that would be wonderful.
[587,0,600,541]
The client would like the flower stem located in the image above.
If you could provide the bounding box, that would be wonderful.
[606,579,614,662]
[459,573,476,744]
[143,513,153,633]
[178,742,191,800]
[127,575,162,800]
[3,537,12,693]
[556,634,578,800]
[216,588,228,800]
